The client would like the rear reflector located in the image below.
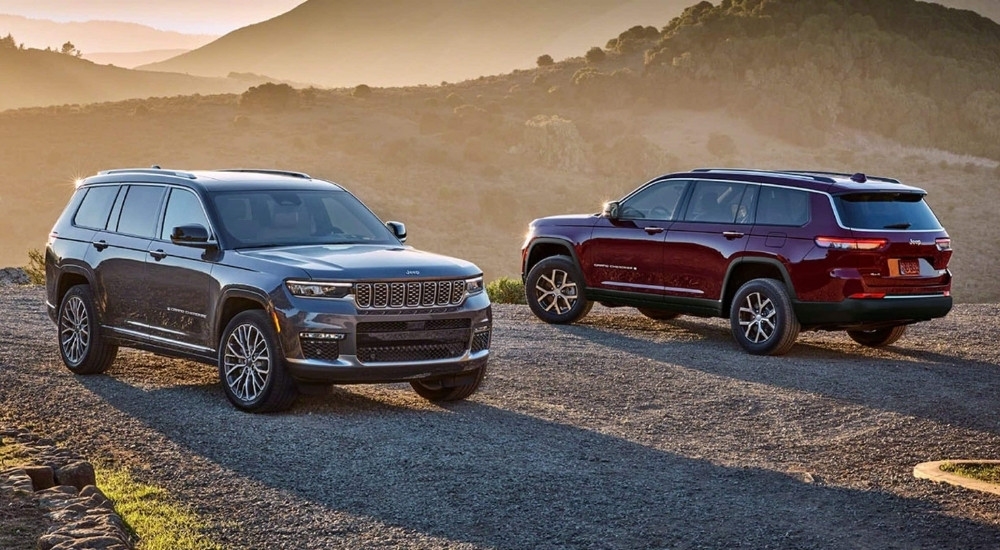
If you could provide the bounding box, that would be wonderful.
[849,293,887,299]
[815,237,888,250]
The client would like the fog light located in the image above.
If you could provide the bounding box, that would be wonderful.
[299,332,345,340]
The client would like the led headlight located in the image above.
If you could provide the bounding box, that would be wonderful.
[465,276,485,295]
[286,280,353,298]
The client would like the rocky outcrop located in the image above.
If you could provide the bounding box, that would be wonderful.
[0,427,134,550]
[0,267,29,285]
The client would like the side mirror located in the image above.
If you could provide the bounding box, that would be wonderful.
[386,221,407,243]
[171,224,213,248]
[602,201,620,220]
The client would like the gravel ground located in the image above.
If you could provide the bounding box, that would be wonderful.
[2,285,1000,549]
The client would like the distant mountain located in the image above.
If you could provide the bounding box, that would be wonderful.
[0,46,257,111]
[937,0,1000,23]
[84,49,191,69]
[0,14,216,54]
[139,0,695,87]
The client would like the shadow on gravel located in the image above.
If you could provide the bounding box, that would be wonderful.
[81,376,1000,549]
[557,317,1000,437]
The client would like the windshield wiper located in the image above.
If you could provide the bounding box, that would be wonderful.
[883,222,911,229]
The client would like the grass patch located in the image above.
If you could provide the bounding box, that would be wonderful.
[940,462,1000,484]
[96,466,223,550]
[486,276,526,304]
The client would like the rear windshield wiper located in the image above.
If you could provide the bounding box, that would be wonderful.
[883,222,911,229]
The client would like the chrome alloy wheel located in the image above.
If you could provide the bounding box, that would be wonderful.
[738,291,776,343]
[223,323,271,403]
[534,269,579,315]
[59,295,90,365]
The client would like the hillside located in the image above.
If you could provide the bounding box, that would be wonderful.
[83,49,192,69]
[139,0,695,86]
[0,46,273,111]
[0,14,215,54]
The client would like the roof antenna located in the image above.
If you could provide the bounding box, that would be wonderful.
[850,172,867,183]
[151,165,161,169]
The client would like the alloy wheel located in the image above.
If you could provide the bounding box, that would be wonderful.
[223,323,271,403]
[738,291,776,343]
[59,295,90,365]
[534,269,579,315]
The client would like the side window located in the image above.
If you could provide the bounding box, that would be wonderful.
[115,185,166,238]
[160,188,211,241]
[683,180,748,223]
[735,185,759,225]
[73,186,120,230]
[619,180,689,220]
[756,187,810,226]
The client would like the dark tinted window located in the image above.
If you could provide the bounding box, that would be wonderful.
[756,186,810,226]
[212,189,397,248]
[160,189,211,240]
[116,185,166,238]
[619,180,689,220]
[683,180,748,223]
[73,186,119,229]
[833,192,942,230]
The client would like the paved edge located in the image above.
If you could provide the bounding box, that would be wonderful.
[913,460,1000,496]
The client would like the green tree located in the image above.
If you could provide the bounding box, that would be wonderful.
[0,33,16,49]
[536,54,554,67]
[584,46,606,64]
[60,41,81,57]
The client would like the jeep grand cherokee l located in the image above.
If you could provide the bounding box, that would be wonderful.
[521,168,952,355]
[46,168,491,412]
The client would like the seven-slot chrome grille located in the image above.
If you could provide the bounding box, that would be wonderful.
[354,280,467,310]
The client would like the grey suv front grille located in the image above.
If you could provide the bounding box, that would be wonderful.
[355,280,467,310]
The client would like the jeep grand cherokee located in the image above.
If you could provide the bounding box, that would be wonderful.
[521,168,951,355]
[46,168,491,412]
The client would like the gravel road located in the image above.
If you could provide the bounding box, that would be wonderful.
[2,285,1000,549]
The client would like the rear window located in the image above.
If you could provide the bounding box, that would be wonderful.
[833,193,942,230]
[73,186,119,229]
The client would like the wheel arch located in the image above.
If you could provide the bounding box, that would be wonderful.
[215,287,271,344]
[522,238,583,282]
[55,268,93,309]
[722,259,795,314]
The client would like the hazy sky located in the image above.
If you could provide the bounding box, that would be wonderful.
[0,0,306,34]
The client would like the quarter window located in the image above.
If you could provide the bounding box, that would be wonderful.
[756,187,810,226]
[116,185,166,238]
[73,186,120,230]
[160,189,211,241]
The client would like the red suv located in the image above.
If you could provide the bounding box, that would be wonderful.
[520,169,952,355]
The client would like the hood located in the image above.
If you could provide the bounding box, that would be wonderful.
[237,244,481,280]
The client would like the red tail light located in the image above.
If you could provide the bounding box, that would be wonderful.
[849,293,886,299]
[935,238,952,251]
[815,237,888,250]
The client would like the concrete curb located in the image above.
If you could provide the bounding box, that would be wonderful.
[913,460,1000,496]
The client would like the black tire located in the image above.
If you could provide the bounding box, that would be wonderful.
[847,325,907,347]
[729,278,800,356]
[525,256,593,324]
[637,308,681,321]
[219,311,298,413]
[410,364,487,402]
[57,285,117,374]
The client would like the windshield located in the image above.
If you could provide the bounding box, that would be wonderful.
[833,192,942,230]
[211,189,399,248]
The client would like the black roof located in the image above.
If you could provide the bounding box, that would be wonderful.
[660,168,926,194]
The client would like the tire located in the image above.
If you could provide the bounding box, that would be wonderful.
[847,325,907,347]
[729,278,800,356]
[525,256,593,324]
[410,364,487,402]
[219,311,298,413]
[57,285,117,374]
[637,308,681,321]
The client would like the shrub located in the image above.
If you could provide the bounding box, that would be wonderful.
[585,46,606,64]
[239,82,299,111]
[24,249,45,285]
[352,84,372,98]
[536,54,554,67]
[487,277,526,304]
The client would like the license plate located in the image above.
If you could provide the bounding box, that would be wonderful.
[898,259,920,276]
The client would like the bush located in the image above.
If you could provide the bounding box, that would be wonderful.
[352,84,372,98]
[239,82,299,111]
[585,46,606,64]
[24,249,45,285]
[537,54,554,67]
[487,277,526,304]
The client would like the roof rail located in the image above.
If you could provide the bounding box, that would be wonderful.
[98,167,197,179]
[218,169,312,180]
[781,170,901,184]
[690,167,837,184]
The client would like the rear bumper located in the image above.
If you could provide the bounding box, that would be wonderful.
[793,295,952,329]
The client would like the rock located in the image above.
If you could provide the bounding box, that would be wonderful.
[55,461,96,491]
[23,465,56,490]
[0,267,29,285]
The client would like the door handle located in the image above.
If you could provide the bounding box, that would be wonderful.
[149,249,167,261]
[722,231,745,240]
[93,240,108,251]
[643,227,665,235]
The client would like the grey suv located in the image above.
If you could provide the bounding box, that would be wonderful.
[45,168,491,412]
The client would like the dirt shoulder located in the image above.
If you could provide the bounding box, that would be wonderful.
[2,285,999,548]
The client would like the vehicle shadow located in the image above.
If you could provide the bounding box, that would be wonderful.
[557,313,1000,436]
[80,375,1000,549]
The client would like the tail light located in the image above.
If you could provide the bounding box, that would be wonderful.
[935,238,951,251]
[848,293,886,299]
[815,237,888,250]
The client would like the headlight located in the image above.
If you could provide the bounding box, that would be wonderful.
[286,280,353,298]
[465,276,485,295]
